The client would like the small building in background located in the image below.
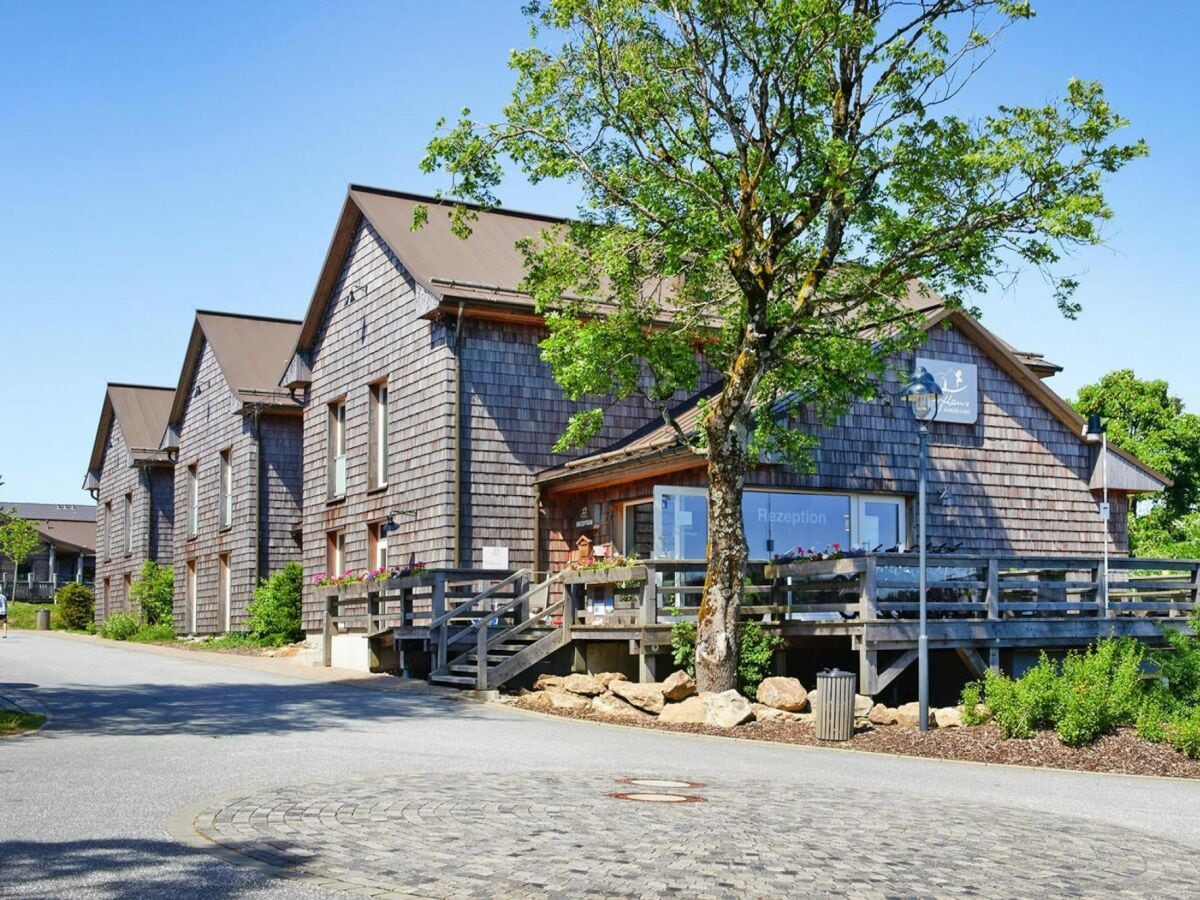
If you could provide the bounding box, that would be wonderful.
[0,502,96,600]
[82,383,176,621]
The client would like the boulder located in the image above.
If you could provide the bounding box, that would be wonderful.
[755,677,808,712]
[610,680,666,714]
[533,674,563,692]
[547,687,592,711]
[868,703,898,726]
[933,707,962,728]
[592,692,651,720]
[855,694,874,718]
[752,703,807,723]
[704,690,755,728]
[561,673,605,696]
[807,688,820,713]
[661,670,697,702]
[596,672,628,689]
[895,701,936,729]
[658,696,708,725]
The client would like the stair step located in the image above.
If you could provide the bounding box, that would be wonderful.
[430,674,477,686]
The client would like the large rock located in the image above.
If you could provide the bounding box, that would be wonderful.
[755,677,808,712]
[895,701,936,729]
[610,680,665,714]
[561,673,605,696]
[533,674,563,692]
[855,694,874,718]
[704,690,755,728]
[933,707,963,728]
[868,703,898,726]
[659,696,707,724]
[752,703,808,723]
[525,687,591,712]
[661,670,696,702]
[592,692,651,720]
[597,672,628,689]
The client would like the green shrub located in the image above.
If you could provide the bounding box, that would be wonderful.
[1055,639,1144,746]
[131,623,176,642]
[1165,707,1200,759]
[960,681,986,725]
[129,561,174,625]
[669,619,783,695]
[982,668,1033,739]
[1151,626,1200,711]
[244,563,304,644]
[100,612,139,641]
[1136,698,1169,744]
[55,583,94,631]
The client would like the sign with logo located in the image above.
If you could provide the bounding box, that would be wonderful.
[916,356,979,424]
[575,504,598,528]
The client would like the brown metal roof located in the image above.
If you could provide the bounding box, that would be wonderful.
[31,519,96,553]
[84,384,176,484]
[3,503,96,553]
[168,311,303,425]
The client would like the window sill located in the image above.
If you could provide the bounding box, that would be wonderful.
[219,525,232,534]
[326,495,346,506]
[187,534,197,542]
[367,484,388,496]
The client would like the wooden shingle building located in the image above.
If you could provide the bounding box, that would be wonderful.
[160,311,304,635]
[83,383,175,620]
[0,502,96,601]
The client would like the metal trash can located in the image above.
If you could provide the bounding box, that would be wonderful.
[36,608,50,630]
[814,668,856,741]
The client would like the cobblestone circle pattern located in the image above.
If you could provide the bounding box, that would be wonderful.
[187,771,1195,897]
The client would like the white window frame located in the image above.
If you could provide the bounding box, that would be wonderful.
[328,401,347,499]
[219,449,233,530]
[123,493,133,556]
[651,485,708,560]
[327,529,345,576]
[103,501,112,560]
[369,522,389,571]
[615,497,654,557]
[369,381,389,490]
[187,464,199,537]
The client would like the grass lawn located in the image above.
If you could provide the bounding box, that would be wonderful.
[0,710,46,735]
[6,601,61,630]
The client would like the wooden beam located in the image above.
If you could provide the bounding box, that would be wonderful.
[955,646,988,678]
[873,648,918,695]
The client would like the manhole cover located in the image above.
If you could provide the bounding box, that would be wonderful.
[608,791,706,804]
[617,778,706,789]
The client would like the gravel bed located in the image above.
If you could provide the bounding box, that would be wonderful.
[509,696,1200,779]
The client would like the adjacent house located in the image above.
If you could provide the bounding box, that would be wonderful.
[0,502,96,601]
[161,311,304,635]
[281,187,667,635]
[82,383,176,621]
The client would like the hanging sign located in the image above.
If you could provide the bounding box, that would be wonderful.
[575,503,596,528]
[916,356,979,424]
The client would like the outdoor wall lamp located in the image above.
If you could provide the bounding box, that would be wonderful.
[902,366,942,733]
[381,508,418,535]
[1082,414,1110,612]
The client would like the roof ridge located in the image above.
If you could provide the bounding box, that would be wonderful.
[196,309,303,325]
[348,184,569,226]
[108,382,175,392]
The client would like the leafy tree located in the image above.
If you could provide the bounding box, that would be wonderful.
[0,512,43,595]
[129,560,175,625]
[421,1,1145,690]
[1073,370,1200,555]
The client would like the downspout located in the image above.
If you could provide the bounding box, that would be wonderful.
[453,302,465,568]
[252,407,263,585]
[532,484,542,578]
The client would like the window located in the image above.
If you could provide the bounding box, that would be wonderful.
[327,400,347,499]
[617,499,654,558]
[219,449,232,529]
[186,560,197,634]
[103,501,112,560]
[652,486,709,560]
[187,464,199,537]
[102,578,110,619]
[327,529,345,577]
[123,493,133,556]
[368,522,389,572]
[123,573,132,609]
[218,552,231,633]
[368,381,389,490]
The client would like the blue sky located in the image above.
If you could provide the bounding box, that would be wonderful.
[1,1,1196,503]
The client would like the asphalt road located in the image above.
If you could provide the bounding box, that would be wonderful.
[2,631,1199,898]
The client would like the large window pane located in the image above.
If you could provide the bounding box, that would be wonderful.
[743,491,850,558]
[654,489,708,560]
[861,500,902,552]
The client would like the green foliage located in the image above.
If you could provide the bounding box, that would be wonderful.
[1054,640,1144,746]
[1150,625,1200,711]
[100,612,140,641]
[5,601,60,630]
[1135,698,1168,744]
[0,711,45,734]
[245,562,304,644]
[0,512,43,585]
[670,619,782,695]
[130,561,174,625]
[196,631,275,650]
[55,582,94,631]
[130,623,176,643]
[1165,707,1200,759]
[959,681,986,726]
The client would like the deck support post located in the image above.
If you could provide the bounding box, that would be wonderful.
[322,595,334,667]
[432,572,447,671]
[859,646,878,696]
[988,644,1001,673]
[476,623,489,691]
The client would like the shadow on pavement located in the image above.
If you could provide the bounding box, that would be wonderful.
[0,837,304,899]
[0,679,484,738]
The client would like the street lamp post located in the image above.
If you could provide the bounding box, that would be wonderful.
[902,367,942,733]
[1083,414,1109,612]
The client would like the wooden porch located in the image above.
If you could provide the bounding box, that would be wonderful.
[313,554,1199,696]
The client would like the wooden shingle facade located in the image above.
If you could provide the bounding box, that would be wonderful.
[83,383,175,620]
[162,312,303,635]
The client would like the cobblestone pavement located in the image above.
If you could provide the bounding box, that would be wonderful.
[180,771,1197,898]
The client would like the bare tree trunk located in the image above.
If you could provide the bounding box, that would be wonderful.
[695,449,749,693]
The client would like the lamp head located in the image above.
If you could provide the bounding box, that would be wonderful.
[902,367,942,422]
[1083,413,1106,443]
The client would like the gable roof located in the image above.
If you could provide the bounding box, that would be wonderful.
[83,383,175,488]
[1,503,96,554]
[166,310,303,427]
[292,185,566,354]
[536,308,1169,493]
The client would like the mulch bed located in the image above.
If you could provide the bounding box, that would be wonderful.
[508,697,1200,779]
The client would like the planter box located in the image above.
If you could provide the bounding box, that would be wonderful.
[562,565,648,586]
[378,574,433,592]
[765,557,870,579]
